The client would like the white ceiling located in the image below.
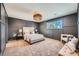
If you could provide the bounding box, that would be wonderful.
[4,3,78,22]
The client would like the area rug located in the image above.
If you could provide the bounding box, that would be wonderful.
[3,38,63,56]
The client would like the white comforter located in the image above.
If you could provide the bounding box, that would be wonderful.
[24,34,44,43]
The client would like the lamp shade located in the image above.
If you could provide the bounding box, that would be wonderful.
[19,29,22,32]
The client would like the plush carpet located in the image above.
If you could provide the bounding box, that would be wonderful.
[6,39,29,48]
[3,38,63,56]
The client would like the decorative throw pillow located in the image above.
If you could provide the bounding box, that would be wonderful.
[71,37,78,46]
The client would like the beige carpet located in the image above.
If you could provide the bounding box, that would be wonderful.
[6,40,29,48]
[3,38,63,56]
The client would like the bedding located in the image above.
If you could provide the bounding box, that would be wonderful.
[24,34,44,44]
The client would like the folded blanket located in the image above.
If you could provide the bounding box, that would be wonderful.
[65,42,76,53]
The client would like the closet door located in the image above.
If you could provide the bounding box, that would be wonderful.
[0,22,1,54]
[0,4,1,54]
[0,4,6,54]
[1,23,5,53]
[78,4,79,38]
[5,13,8,43]
[1,4,5,24]
[0,4,8,55]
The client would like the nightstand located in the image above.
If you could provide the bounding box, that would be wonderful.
[17,33,23,39]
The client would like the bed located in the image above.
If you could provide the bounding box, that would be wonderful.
[23,27,45,44]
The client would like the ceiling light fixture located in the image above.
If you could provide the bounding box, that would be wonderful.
[33,13,42,21]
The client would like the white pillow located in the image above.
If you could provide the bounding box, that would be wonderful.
[71,37,78,46]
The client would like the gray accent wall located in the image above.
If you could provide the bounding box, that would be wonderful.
[39,13,78,40]
[8,17,38,39]
[8,13,78,40]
